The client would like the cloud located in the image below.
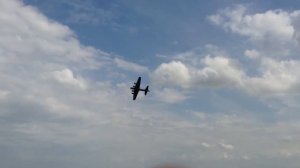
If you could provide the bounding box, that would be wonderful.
[2,1,300,168]
[53,68,87,89]
[152,54,300,110]
[153,88,188,103]
[208,5,300,57]
[114,58,149,73]
[244,49,260,59]
[152,5,300,100]
[194,56,245,88]
[152,56,245,89]
[208,5,294,42]
[0,0,151,158]
[244,58,300,95]
[0,0,107,71]
[153,51,300,99]
[219,142,234,150]
[152,61,191,88]
[201,142,212,148]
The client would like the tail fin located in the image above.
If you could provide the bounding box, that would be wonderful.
[144,86,149,95]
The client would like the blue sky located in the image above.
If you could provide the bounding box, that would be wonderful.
[23,0,253,64]
[23,0,300,62]
[1,0,300,168]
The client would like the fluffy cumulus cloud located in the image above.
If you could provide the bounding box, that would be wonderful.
[208,5,300,57]
[53,68,87,89]
[152,56,245,90]
[244,58,300,96]
[152,61,191,88]
[149,5,300,166]
[0,1,158,167]
[153,5,300,101]
[208,5,294,42]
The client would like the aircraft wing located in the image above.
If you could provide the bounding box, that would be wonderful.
[135,77,141,88]
[133,90,139,100]
[131,77,141,100]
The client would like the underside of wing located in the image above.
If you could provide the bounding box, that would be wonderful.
[133,90,139,100]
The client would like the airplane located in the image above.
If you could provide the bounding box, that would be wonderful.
[130,77,149,100]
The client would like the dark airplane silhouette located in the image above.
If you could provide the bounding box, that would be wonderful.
[130,77,149,100]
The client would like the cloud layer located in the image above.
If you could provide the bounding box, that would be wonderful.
[1,1,300,168]
[153,6,300,101]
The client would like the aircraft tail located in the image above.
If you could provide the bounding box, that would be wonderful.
[144,86,149,95]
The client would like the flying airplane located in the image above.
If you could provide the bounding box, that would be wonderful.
[130,77,149,100]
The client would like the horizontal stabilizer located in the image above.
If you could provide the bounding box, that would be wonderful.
[144,86,149,95]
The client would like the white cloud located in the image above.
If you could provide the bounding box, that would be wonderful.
[201,142,212,148]
[152,61,191,88]
[208,5,300,57]
[114,58,149,73]
[53,68,87,89]
[219,142,235,150]
[244,58,300,95]
[0,0,106,71]
[208,5,295,42]
[194,56,245,87]
[152,56,245,89]
[1,1,300,168]
[154,88,188,103]
[0,0,151,151]
[152,49,300,100]
[291,11,300,45]
[244,49,260,59]
[152,5,300,100]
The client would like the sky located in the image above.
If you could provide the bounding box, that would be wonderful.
[1,0,300,167]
